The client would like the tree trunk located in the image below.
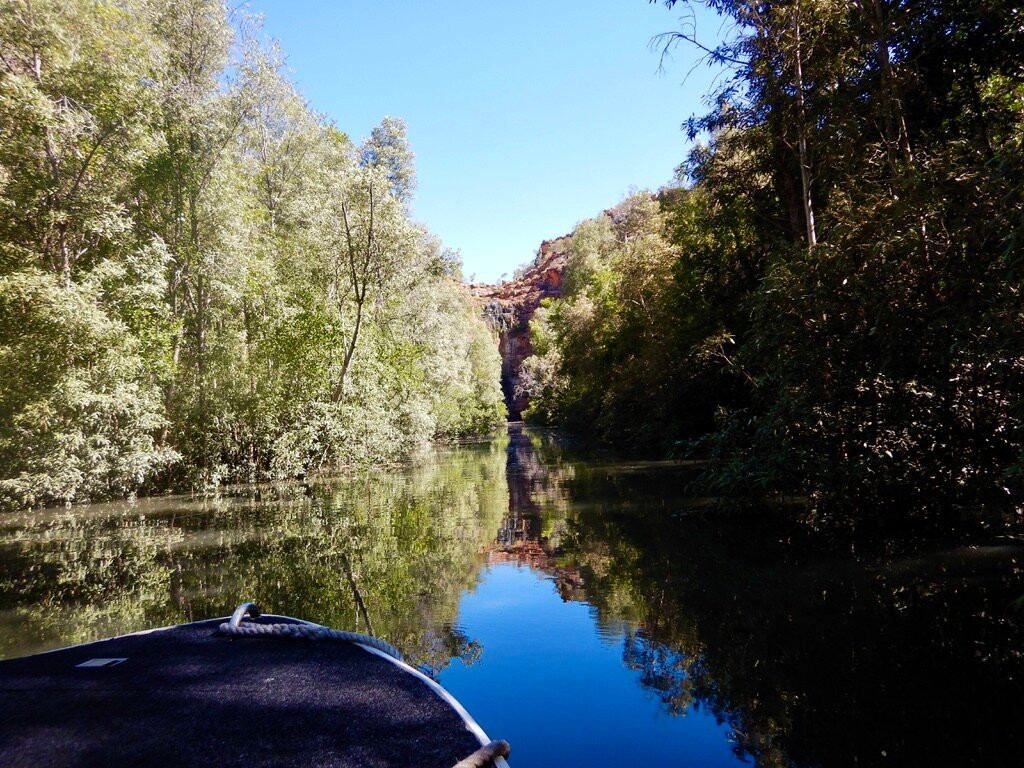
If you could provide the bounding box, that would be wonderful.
[863,0,913,167]
[792,3,817,249]
[333,295,363,403]
[340,553,374,636]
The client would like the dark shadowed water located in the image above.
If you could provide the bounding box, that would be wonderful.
[1,425,1022,766]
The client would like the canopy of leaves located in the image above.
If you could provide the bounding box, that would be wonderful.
[526,0,1024,527]
[0,0,505,509]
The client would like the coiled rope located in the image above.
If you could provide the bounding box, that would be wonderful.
[218,602,403,661]
[452,740,511,768]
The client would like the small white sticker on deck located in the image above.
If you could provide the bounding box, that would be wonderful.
[75,658,127,668]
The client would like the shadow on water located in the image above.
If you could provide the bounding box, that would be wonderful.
[495,426,1024,767]
[0,424,1021,766]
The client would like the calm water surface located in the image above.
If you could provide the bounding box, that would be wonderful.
[1,425,1022,767]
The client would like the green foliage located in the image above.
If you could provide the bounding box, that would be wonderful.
[532,0,1024,525]
[0,270,175,507]
[0,0,504,509]
[521,189,751,451]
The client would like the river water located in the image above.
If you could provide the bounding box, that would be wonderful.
[1,425,1022,766]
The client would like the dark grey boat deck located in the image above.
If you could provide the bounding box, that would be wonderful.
[0,616,487,767]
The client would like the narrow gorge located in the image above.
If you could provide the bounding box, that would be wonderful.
[467,237,568,419]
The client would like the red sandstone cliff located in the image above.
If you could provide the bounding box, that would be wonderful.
[467,236,569,418]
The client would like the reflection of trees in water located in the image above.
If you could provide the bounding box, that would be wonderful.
[557,466,1024,768]
[6,428,1020,765]
[484,431,1023,765]
[0,441,509,670]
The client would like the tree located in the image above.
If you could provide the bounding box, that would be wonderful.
[0,0,175,507]
[0,1,505,506]
[360,115,416,206]
[518,0,1024,522]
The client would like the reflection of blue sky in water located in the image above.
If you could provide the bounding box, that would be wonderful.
[440,563,744,768]
[3,426,1019,765]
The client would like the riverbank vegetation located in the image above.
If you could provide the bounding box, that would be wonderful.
[520,0,1024,525]
[0,1,505,510]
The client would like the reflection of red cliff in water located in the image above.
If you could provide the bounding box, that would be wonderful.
[484,545,586,604]
[483,424,585,601]
[467,238,568,418]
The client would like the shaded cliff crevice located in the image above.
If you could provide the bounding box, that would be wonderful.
[468,237,568,419]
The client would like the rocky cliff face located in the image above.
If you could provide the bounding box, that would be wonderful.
[467,236,569,419]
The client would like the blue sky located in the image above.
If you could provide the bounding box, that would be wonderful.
[247,1,724,283]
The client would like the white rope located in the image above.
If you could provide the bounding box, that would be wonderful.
[218,619,403,661]
[451,740,511,768]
